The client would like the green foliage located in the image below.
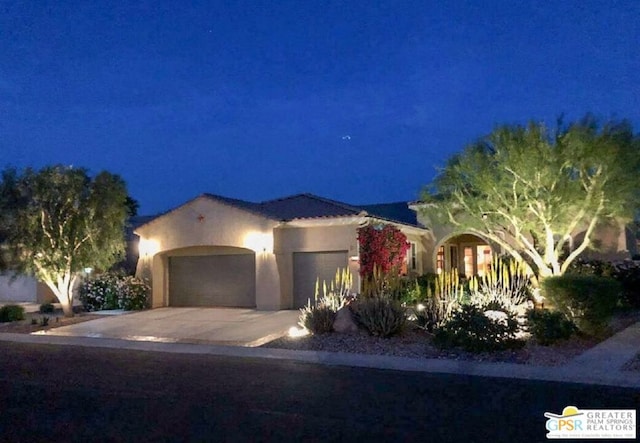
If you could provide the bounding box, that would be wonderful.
[468,257,532,313]
[351,296,407,338]
[566,258,616,277]
[613,262,640,308]
[0,304,25,322]
[361,264,410,300]
[542,275,620,336]
[80,272,150,311]
[298,304,336,335]
[39,316,50,326]
[298,267,353,335]
[433,304,525,352]
[0,165,131,316]
[39,303,55,314]
[526,309,576,345]
[568,258,640,309]
[424,118,640,279]
[408,269,466,332]
[118,275,151,310]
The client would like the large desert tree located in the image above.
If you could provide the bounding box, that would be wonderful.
[0,165,129,316]
[423,118,640,279]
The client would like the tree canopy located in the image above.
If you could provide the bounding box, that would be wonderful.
[0,165,130,316]
[423,118,640,279]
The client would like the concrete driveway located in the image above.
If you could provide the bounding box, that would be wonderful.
[40,308,301,347]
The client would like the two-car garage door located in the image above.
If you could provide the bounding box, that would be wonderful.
[292,251,348,308]
[169,254,256,307]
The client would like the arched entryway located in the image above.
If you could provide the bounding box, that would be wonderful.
[434,233,494,277]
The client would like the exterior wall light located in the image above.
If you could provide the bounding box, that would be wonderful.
[243,232,273,254]
[138,238,160,257]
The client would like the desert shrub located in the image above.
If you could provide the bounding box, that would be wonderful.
[541,275,620,336]
[566,258,616,277]
[80,272,150,311]
[80,273,120,311]
[297,268,354,335]
[567,258,640,309]
[398,279,423,305]
[39,303,55,314]
[352,296,406,338]
[118,276,151,310]
[0,304,26,322]
[468,257,532,313]
[526,309,576,345]
[433,304,524,352]
[298,303,336,334]
[611,261,640,309]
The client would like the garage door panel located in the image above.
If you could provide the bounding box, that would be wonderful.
[293,251,348,308]
[169,254,256,307]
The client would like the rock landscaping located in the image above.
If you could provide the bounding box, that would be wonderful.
[0,307,101,334]
[264,311,639,367]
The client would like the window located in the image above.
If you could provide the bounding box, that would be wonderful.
[476,245,492,277]
[407,242,417,271]
[449,245,458,273]
[436,246,445,274]
[463,246,474,276]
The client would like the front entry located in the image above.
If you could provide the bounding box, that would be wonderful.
[436,234,493,277]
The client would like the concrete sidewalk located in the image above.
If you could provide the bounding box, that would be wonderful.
[2,319,639,389]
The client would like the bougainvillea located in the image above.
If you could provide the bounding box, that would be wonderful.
[357,224,410,277]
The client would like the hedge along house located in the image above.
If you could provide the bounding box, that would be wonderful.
[134,193,433,310]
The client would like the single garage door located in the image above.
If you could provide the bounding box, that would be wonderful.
[169,254,256,307]
[293,251,348,308]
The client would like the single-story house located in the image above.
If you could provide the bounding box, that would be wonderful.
[134,193,431,310]
[134,192,637,311]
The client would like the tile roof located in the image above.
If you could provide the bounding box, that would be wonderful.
[357,202,419,226]
[141,193,423,229]
[258,193,365,220]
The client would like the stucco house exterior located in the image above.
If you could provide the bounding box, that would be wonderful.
[134,192,637,311]
[134,193,433,310]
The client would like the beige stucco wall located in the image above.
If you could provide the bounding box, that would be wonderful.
[403,231,434,275]
[135,196,282,310]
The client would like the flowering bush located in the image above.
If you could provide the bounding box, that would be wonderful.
[357,224,410,277]
[119,276,151,310]
[80,272,150,311]
[80,273,120,311]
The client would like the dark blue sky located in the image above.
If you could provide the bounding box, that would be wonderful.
[1,1,638,214]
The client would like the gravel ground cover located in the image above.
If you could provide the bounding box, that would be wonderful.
[0,310,100,334]
[263,310,640,367]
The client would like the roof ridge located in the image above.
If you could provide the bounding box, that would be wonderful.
[295,193,365,214]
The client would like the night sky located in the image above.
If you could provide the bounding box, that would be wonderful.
[1,1,638,215]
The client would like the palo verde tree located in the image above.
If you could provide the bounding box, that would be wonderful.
[0,165,130,316]
[424,117,640,280]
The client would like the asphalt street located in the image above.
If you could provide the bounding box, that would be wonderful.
[0,341,638,442]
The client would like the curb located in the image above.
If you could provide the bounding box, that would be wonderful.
[1,332,638,389]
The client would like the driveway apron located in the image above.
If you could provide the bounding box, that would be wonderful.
[39,308,300,347]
